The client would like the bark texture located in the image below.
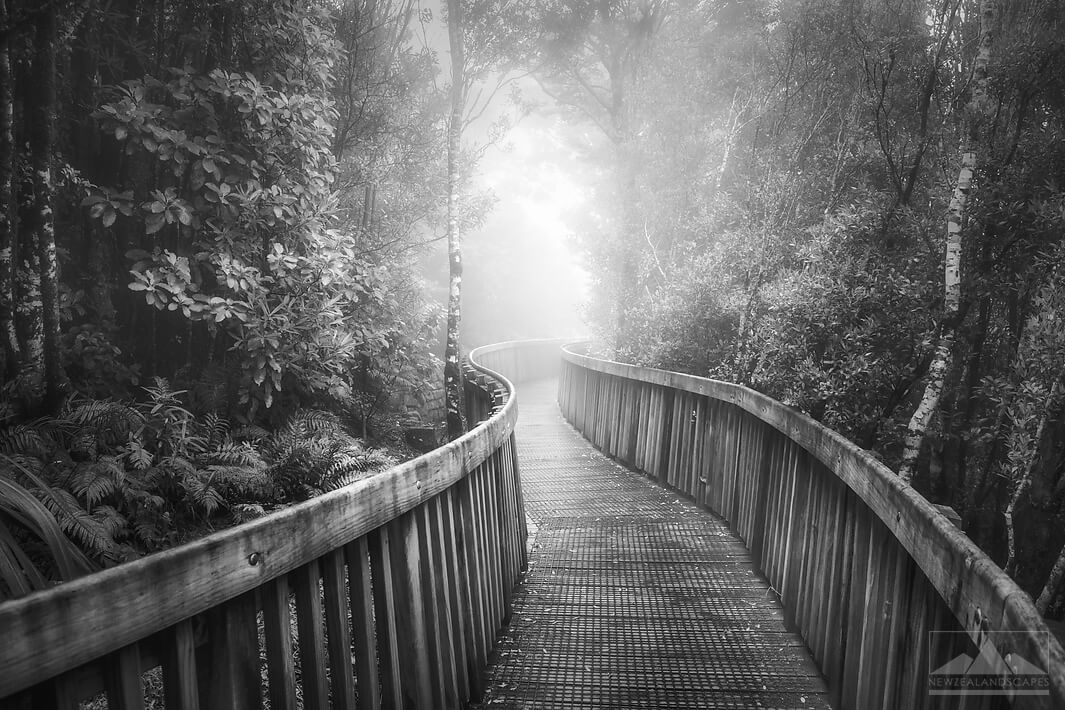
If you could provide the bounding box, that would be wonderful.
[0,0,20,378]
[1036,543,1065,615]
[898,0,995,483]
[443,0,466,441]
[26,8,67,410]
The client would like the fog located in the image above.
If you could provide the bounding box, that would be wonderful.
[461,103,595,346]
[412,9,593,348]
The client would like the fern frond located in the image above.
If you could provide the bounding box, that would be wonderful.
[70,458,123,509]
[231,503,266,524]
[201,440,263,468]
[40,488,116,558]
[289,409,342,435]
[0,426,51,458]
[232,424,269,443]
[323,447,397,490]
[64,400,143,445]
[158,455,197,479]
[200,413,230,448]
[133,517,168,548]
[123,436,153,470]
[187,478,224,517]
[2,454,44,483]
[203,464,274,500]
[91,505,128,537]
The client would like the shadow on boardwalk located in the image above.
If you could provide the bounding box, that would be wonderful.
[471,379,831,709]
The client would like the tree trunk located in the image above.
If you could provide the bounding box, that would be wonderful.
[0,0,20,380]
[26,8,67,410]
[898,0,995,483]
[1036,542,1065,615]
[1004,377,1062,575]
[443,0,467,441]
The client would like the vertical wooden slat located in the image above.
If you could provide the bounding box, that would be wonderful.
[856,521,889,709]
[262,575,297,710]
[323,548,358,709]
[294,560,330,710]
[345,536,382,710]
[198,593,261,710]
[436,490,471,703]
[369,526,404,708]
[488,453,508,625]
[808,473,839,665]
[824,489,854,705]
[389,514,431,709]
[879,541,911,710]
[414,502,449,708]
[457,474,488,699]
[163,619,200,710]
[105,644,144,710]
[840,507,873,708]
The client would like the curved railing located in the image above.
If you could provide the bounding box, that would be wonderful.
[559,342,1065,710]
[0,341,546,710]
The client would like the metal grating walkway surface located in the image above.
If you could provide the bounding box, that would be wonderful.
[470,379,831,709]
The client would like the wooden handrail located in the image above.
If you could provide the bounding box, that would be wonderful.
[560,342,1065,710]
[0,341,550,709]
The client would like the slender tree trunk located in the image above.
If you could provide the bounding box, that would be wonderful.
[1036,543,1065,615]
[0,0,20,380]
[1004,377,1062,575]
[443,0,466,441]
[898,0,995,483]
[27,8,67,410]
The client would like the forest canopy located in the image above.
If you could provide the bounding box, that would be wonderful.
[1,0,1065,621]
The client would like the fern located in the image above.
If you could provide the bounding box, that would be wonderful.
[37,487,116,559]
[0,426,51,458]
[232,424,269,443]
[201,413,229,449]
[201,440,263,468]
[91,505,128,538]
[70,457,125,508]
[203,464,275,501]
[186,476,224,517]
[231,503,266,525]
[288,409,343,435]
[323,446,397,490]
[63,399,143,448]
[122,435,153,470]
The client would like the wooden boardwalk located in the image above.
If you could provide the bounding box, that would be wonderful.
[472,379,831,709]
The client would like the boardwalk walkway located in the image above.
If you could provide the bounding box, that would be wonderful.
[472,379,831,709]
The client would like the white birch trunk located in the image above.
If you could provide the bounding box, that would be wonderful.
[898,0,995,483]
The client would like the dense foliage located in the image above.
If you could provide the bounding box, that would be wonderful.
[0,0,464,599]
[545,0,1065,616]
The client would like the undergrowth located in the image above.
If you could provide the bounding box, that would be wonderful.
[0,378,401,600]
